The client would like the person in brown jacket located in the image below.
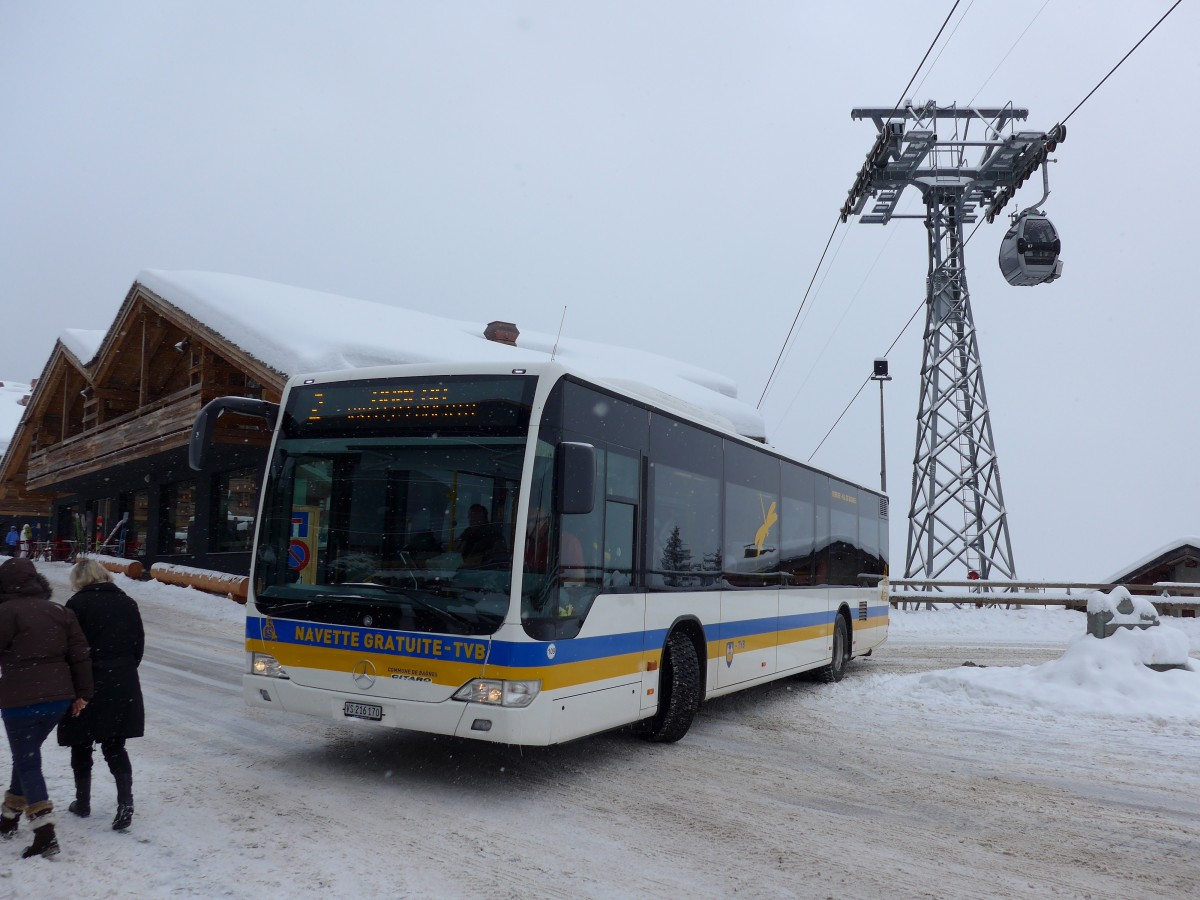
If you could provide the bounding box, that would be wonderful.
[0,558,93,859]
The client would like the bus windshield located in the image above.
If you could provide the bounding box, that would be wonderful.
[252,375,534,636]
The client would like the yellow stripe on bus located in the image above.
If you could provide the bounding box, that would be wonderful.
[249,638,645,693]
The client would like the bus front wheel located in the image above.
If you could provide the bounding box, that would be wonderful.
[819,615,850,684]
[638,630,701,743]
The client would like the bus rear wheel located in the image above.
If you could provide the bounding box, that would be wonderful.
[638,630,701,743]
[819,615,850,683]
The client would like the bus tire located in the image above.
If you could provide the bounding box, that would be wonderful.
[819,614,850,684]
[639,630,701,743]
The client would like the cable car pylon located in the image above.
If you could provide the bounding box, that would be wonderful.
[841,101,1065,583]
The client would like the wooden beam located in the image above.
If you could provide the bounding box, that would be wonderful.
[139,314,147,407]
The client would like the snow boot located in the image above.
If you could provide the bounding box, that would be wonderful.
[0,792,25,839]
[20,803,59,859]
[112,803,133,832]
[69,770,91,818]
[112,773,133,831]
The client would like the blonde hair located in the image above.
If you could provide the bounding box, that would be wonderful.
[70,558,114,592]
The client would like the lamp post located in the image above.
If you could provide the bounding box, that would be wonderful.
[870,358,891,493]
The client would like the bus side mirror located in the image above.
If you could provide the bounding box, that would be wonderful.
[555,442,595,516]
[189,397,280,471]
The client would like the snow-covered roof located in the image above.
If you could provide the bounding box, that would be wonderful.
[0,380,32,459]
[137,269,766,440]
[59,328,106,365]
[1106,537,1200,584]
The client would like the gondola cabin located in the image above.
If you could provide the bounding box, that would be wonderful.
[998,213,1063,286]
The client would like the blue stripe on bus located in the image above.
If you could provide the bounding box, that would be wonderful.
[486,631,647,667]
[713,617,776,641]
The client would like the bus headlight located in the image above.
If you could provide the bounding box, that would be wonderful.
[251,652,289,679]
[453,679,540,708]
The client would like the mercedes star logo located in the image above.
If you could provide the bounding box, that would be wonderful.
[352,660,376,690]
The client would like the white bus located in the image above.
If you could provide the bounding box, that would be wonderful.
[190,361,889,745]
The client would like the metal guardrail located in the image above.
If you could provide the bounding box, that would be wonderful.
[888,579,1200,610]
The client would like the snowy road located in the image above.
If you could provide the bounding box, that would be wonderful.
[6,564,1199,899]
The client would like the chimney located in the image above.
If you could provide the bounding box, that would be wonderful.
[484,321,520,347]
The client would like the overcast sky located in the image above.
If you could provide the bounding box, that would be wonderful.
[1,1,1196,582]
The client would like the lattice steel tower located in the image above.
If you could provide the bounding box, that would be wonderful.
[841,102,1064,580]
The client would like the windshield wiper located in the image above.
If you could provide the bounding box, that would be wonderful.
[261,586,474,630]
[389,589,474,630]
[256,597,317,616]
[256,593,380,617]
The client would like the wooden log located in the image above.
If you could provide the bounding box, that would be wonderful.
[76,553,144,580]
[150,562,249,602]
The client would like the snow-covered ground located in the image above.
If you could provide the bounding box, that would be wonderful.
[4,562,1199,898]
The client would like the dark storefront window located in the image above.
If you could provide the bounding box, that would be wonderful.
[94,497,119,550]
[161,481,197,554]
[129,491,149,558]
[214,469,259,553]
[56,504,79,543]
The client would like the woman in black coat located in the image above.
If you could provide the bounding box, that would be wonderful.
[56,559,144,832]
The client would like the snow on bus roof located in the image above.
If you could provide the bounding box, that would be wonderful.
[136,269,766,440]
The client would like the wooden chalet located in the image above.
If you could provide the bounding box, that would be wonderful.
[0,279,285,575]
[1106,538,1200,617]
[0,382,48,533]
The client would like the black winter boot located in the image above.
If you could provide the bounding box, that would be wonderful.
[21,803,59,859]
[112,772,133,831]
[112,803,133,832]
[0,792,25,839]
[69,771,91,818]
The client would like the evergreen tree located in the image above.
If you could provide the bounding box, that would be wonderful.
[659,525,692,587]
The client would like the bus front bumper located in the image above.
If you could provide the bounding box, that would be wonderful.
[242,674,554,744]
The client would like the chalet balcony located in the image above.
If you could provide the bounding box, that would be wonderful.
[26,384,205,492]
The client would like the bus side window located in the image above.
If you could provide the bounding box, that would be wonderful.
[812,474,831,585]
[603,501,635,587]
[780,463,816,586]
[723,441,780,588]
[560,445,605,588]
[647,415,721,590]
[828,481,860,586]
[859,496,886,584]
[603,449,639,588]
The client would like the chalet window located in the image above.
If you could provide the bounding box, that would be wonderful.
[214,469,259,553]
[128,490,149,558]
[160,481,197,554]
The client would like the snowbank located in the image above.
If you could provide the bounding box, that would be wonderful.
[917,627,1198,720]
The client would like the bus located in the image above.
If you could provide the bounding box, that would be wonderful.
[190,360,889,745]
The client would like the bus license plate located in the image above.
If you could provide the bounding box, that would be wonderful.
[344,701,383,721]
